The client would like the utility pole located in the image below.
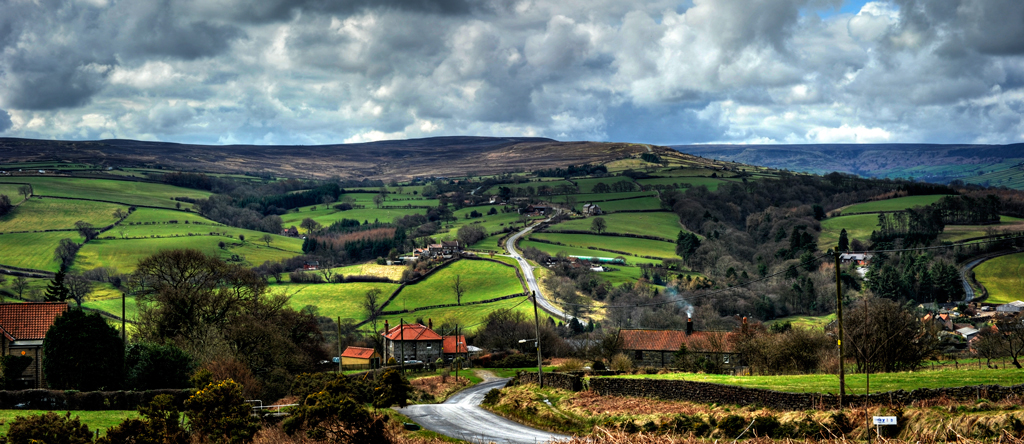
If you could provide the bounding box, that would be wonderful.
[455,324,460,382]
[835,248,845,407]
[400,317,405,374]
[531,291,544,387]
[337,316,342,373]
[121,292,126,343]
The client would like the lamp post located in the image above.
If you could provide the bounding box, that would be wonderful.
[518,338,542,387]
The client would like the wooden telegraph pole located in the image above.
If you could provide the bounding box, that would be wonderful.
[337,316,342,373]
[531,291,544,387]
[835,248,845,407]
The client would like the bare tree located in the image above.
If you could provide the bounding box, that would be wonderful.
[319,257,336,283]
[373,194,384,208]
[65,274,93,308]
[261,234,274,247]
[18,185,32,200]
[116,225,130,239]
[997,316,1024,369]
[300,217,321,233]
[74,220,97,241]
[53,238,80,268]
[451,275,465,305]
[12,276,29,300]
[590,217,607,234]
[362,287,385,351]
[973,326,1006,368]
[112,208,129,220]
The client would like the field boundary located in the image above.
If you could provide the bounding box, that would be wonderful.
[537,228,674,243]
[525,236,669,261]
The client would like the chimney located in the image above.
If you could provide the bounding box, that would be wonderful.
[686,317,693,336]
[428,318,433,330]
[384,320,390,333]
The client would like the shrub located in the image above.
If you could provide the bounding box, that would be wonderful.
[591,359,606,371]
[124,342,196,391]
[557,358,585,372]
[717,414,748,438]
[372,369,413,408]
[184,379,259,444]
[609,353,633,372]
[43,309,125,391]
[284,373,387,443]
[495,353,536,368]
[482,388,502,406]
[97,395,189,444]
[4,412,93,444]
[0,355,34,390]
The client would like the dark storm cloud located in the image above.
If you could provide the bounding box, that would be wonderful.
[0,109,12,133]
[191,0,473,24]
[116,0,245,60]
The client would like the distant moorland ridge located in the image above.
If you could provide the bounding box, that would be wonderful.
[0,136,689,180]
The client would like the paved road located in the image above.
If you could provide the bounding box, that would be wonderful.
[961,257,986,302]
[505,221,572,321]
[398,378,571,444]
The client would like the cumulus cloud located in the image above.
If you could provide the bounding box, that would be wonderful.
[0,0,1021,145]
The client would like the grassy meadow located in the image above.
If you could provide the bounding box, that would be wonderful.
[547,212,685,240]
[375,295,534,333]
[72,236,299,273]
[572,177,637,193]
[0,198,125,233]
[392,259,524,310]
[279,206,425,232]
[576,196,663,213]
[518,240,662,265]
[569,191,657,203]
[819,214,879,249]
[766,314,836,330]
[841,195,948,214]
[0,183,28,204]
[280,282,403,321]
[0,177,212,209]
[529,232,677,259]
[0,410,140,436]
[974,252,1024,304]
[0,232,84,271]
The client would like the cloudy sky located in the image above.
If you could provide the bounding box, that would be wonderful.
[1,0,1022,146]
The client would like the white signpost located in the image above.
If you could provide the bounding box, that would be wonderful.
[872,416,897,439]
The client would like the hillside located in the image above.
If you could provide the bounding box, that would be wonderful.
[678,143,1024,188]
[0,137,705,180]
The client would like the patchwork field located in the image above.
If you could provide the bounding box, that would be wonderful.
[518,240,661,265]
[280,206,425,231]
[636,176,730,191]
[0,198,126,233]
[819,214,879,249]
[123,207,212,224]
[0,183,28,204]
[393,259,524,311]
[974,252,1024,304]
[0,231,84,271]
[529,232,677,259]
[572,177,637,193]
[375,295,535,333]
[840,194,948,214]
[73,236,299,273]
[765,314,836,330]
[547,212,685,240]
[568,191,657,202]
[83,294,140,320]
[575,196,663,213]
[280,282,403,321]
[468,233,508,252]
[0,177,212,209]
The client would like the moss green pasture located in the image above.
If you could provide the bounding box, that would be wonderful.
[518,240,662,265]
[841,195,947,214]
[83,294,140,320]
[124,207,211,224]
[572,177,636,193]
[280,206,425,231]
[483,180,575,195]
[468,233,507,252]
[0,232,83,271]
[0,410,141,436]
[576,197,663,213]
[608,366,1024,394]
[0,198,125,233]
[766,314,836,330]
[547,212,684,240]
[107,221,303,251]
[448,206,524,235]
[0,183,28,204]
[568,191,656,202]
[529,233,677,259]
[0,177,212,209]
[376,296,534,334]
[73,236,299,273]
[974,252,1024,304]
[392,260,523,311]
[656,168,720,178]
[636,176,729,191]
[819,214,879,249]
[280,282,402,321]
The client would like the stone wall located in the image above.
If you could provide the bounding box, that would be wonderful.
[0,389,189,410]
[513,371,1024,411]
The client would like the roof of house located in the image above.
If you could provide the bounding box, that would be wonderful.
[341,346,378,359]
[0,302,68,341]
[839,253,873,261]
[956,327,980,336]
[619,329,733,353]
[443,335,468,354]
[383,324,442,341]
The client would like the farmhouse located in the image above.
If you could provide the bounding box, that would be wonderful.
[839,253,874,266]
[382,322,443,364]
[618,319,739,369]
[997,300,1024,314]
[0,302,68,389]
[340,346,381,369]
[442,334,470,363]
[581,203,602,216]
[303,260,319,270]
[426,240,461,259]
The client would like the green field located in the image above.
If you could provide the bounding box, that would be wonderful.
[280,206,425,231]
[529,232,677,259]
[376,295,534,334]
[636,176,730,191]
[483,180,575,195]
[280,282,403,321]
[841,195,947,214]
[0,198,126,233]
[124,207,212,224]
[0,410,140,436]
[819,214,879,249]
[608,366,1024,394]
[575,197,663,213]
[393,260,524,311]
[568,191,657,202]
[0,232,84,271]
[73,236,299,273]
[765,314,836,330]
[0,177,212,209]
[0,184,28,204]
[974,252,1024,304]
[518,240,662,265]
[468,233,508,252]
[83,294,140,320]
[547,212,684,240]
[572,177,637,193]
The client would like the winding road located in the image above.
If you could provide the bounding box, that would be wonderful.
[397,377,571,444]
[505,220,572,321]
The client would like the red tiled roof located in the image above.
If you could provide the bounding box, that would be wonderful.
[382,324,442,341]
[443,335,467,354]
[341,346,377,359]
[619,329,733,353]
[0,302,68,341]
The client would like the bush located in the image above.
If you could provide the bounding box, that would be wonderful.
[97,395,189,444]
[124,342,196,391]
[591,359,606,371]
[43,309,124,391]
[717,414,748,438]
[288,271,324,284]
[4,412,93,444]
[0,355,34,390]
[482,388,501,406]
[372,369,413,408]
[184,379,259,444]
[609,353,633,372]
[494,353,536,368]
[557,358,585,372]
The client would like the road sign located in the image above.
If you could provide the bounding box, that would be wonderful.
[873,416,897,425]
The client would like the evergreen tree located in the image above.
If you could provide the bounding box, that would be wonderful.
[44,268,70,302]
[838,229,849,252]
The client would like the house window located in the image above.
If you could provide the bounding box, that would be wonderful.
[634,350,643,360]
[723,355,730,364]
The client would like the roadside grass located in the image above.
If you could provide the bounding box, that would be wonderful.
[393,260,523,310]
[974,252,1024,304]
[636,177,728,191]
[0,184,27,204]
[572,177,636,193]
[575,197,663,213]
[765,314,836,330]
[73,236,299,273]
[518,240,662,265]
[546,212,685,240]
[278,282,403,321]
[607,366,1024,394]
[0,177,212,209]
[488,366,559,378]
[819,214,879,249]
[841,195,947,214]
[0,198,126,232]
[0,232,83,271]
[375,296,534,332]
[0,410,140,436]
[529,233,677,259]
[468,233,507,253]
